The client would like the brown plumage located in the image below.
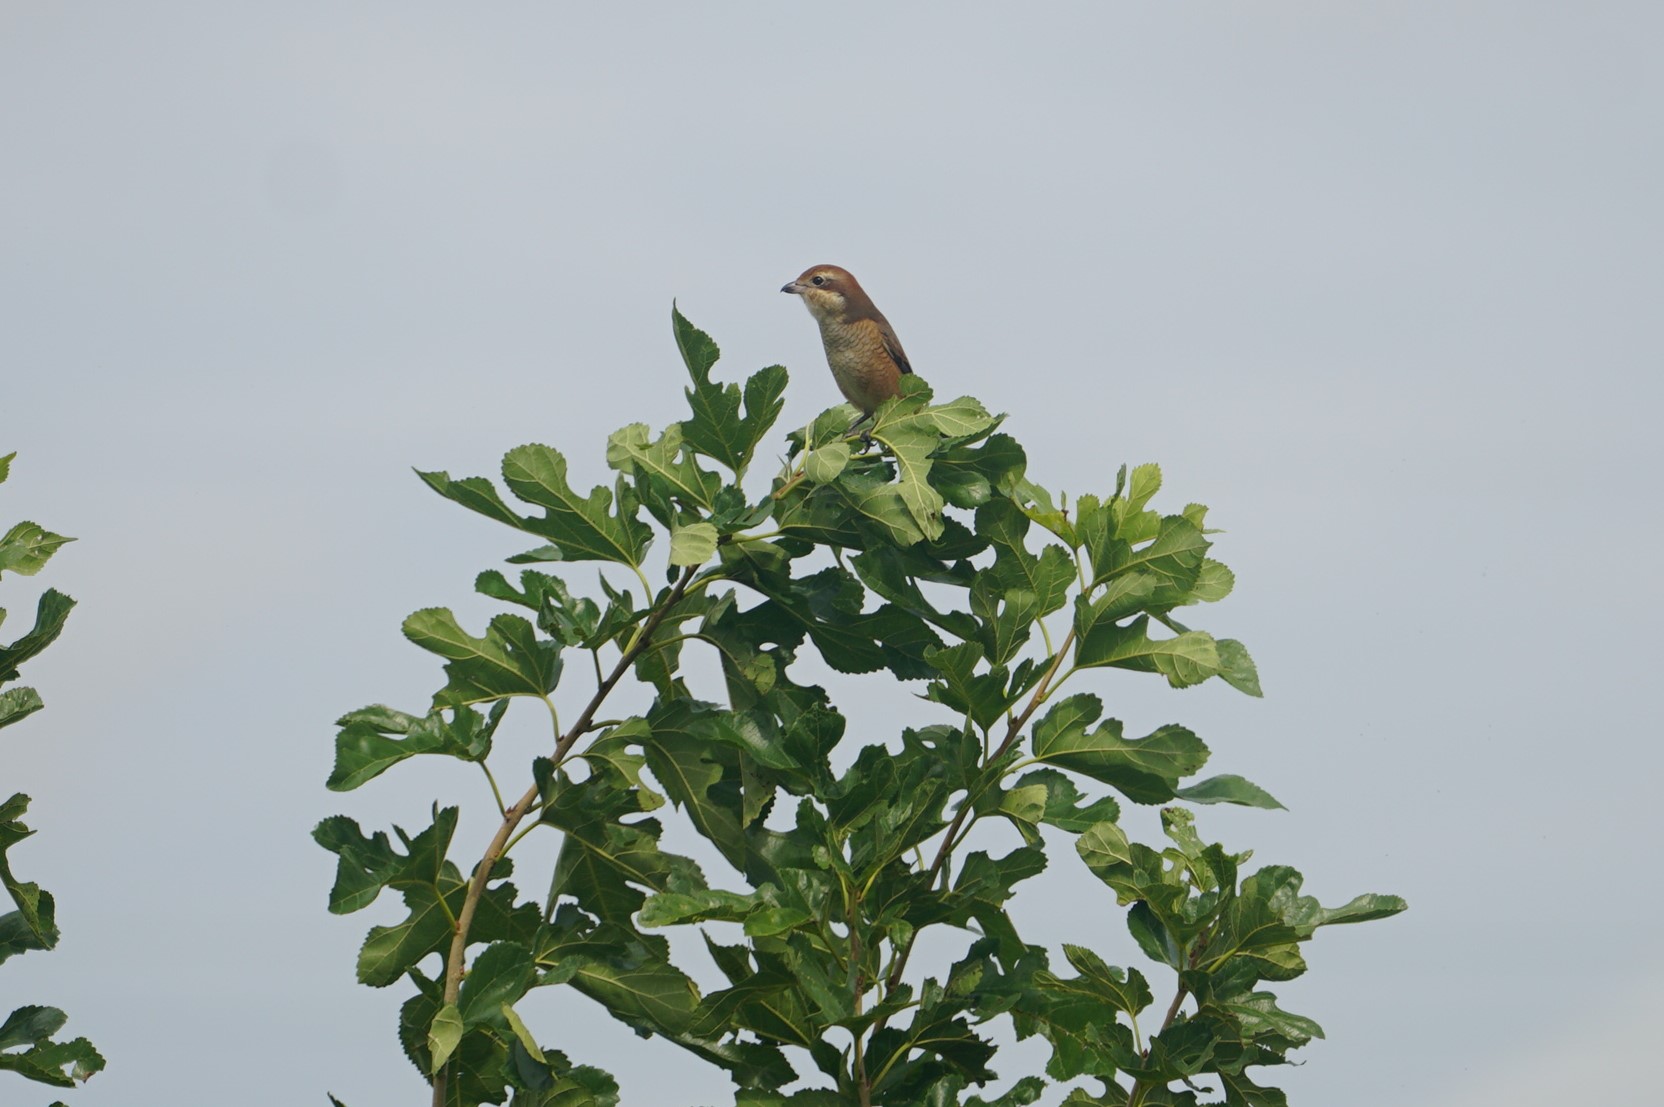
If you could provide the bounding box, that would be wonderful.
[781,265,913,418]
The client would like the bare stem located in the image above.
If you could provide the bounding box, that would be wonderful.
[430,564,699,1106]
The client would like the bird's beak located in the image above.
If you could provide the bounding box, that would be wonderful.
[781,281,804,295]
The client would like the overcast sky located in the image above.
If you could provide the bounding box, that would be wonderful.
[4,4,1661,1105]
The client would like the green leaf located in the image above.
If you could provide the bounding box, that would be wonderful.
[427,1002,463,1073]
[1027,944,1153,1080]
[316,808,538,986]
[415,468,528,530]
[327,703,503,791]
[638,887,764,928]
[863,389,998,542]
[1216,638,1264,697]
[922,395,1001,440]
[501,1003,546,1064]
[0,1009,103,1101]
[924,642,1017,730]
[542,771,706,923]
[848,544,979,641]
[1075,821,1189,924]
[941,848,1047,958]
[502,445,652,563]
[778,463,932,548]
[727,561,941,678]
[1061,944,1153,1015]
[0,686,44,731]
[0,794,58,953]
[675,306,787,475]
[930,432,1027,511]
[803,439,850,485]
[866,978,997,1094]
[643,703,747,868]
[1010,477,1076,546]
[576,718,665,811]
[1174,774,1284,810]
[0,1004,66,1050]
[1073,608,1222,689]
[0,590,74,684]
[439,443,652,565]
[312,815,402,914]
[673,303,721,378]
[475,568,604,645]
[1213,991,1325,1048]
[1217,1068,1290,1106]
[975,499,1074,618]
[458,941,535,1028]
[966,1076,1047,1107]
[1127,463,1162,510]
[536,922,701,1036]
[0,1025,104,1088]
[1244,865,1408,937]
[1030,694,1210,803]
[0,522,74,578]
[402,610,562,708]
[606,422,723,511]
[1189,559,1235,603]
[669,521,719,567]
[1002,768,1121,840]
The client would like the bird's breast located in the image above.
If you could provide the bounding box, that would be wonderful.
[817,318,901,413]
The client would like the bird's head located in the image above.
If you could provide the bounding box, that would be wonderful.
[781,264,862,322]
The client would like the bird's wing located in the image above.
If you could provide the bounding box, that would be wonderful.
[878,322,913,376]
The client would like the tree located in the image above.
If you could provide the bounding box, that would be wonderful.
[0,451,105,1100]
[318,310,1405,1106]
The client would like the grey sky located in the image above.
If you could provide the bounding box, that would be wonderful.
[3,3,1660,1105]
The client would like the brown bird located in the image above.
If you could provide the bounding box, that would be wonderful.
[781,265,913,429]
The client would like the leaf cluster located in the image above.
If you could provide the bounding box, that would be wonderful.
[318,315,1403,1107]
[0,453,105,1100]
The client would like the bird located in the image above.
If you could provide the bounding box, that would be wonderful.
[781,265,913,433]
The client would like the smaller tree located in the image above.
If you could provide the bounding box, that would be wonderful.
[0,451,105,1100]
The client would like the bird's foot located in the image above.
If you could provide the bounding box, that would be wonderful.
[844,412,878,453]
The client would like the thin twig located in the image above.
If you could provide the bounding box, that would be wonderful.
[861,627,1079,1097]
[1127,982,1191,1107]
[430,564,699,1107]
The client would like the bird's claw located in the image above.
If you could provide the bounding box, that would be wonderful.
[842,414,878,454]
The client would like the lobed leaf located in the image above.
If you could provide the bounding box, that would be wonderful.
[675,306,787,475]
[327,703,504,791]
[402,609,562,708]
[1030,694,1210,803]
[0,590,74,685]
[1073,607,1222,690]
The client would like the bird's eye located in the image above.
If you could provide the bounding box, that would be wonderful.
[811,275,826,286]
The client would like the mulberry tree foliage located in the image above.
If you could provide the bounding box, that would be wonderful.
[1,452,106,1100]
[319,312,1404,1107]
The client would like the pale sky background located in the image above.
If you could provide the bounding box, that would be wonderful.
[4,4,1661,1105]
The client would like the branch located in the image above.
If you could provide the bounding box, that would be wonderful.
[849,884,872,1107]
[430,563,700,1107]
[1126,981,1191,1107]
[872,627,1077,1022]
[1127,914,1218,1107]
